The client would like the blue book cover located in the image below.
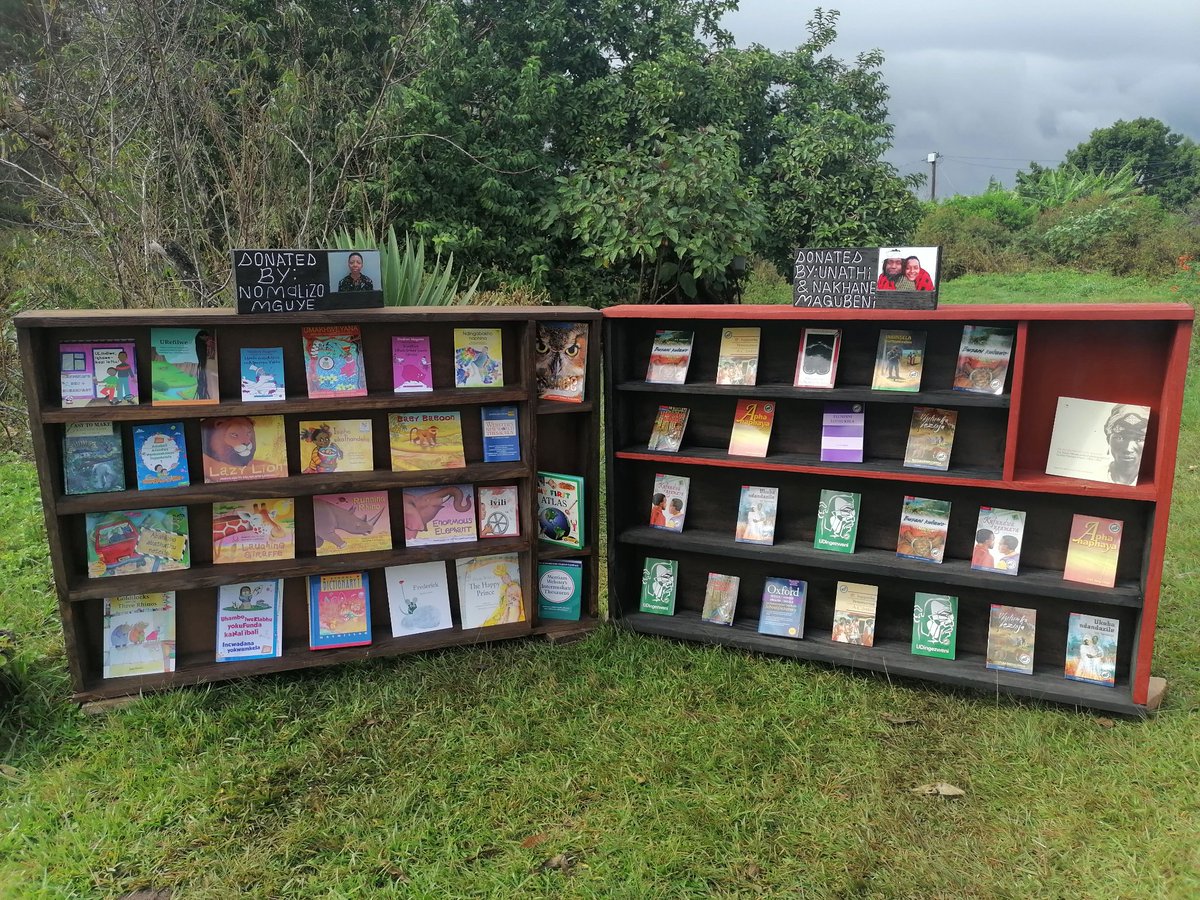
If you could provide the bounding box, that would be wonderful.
[481,405,520,462]
[307,572,372,649]
[537,559,583,621]
[757,577,807,638]
[240,347,286,401]
[132,422,190,490]
[62,422,126,495]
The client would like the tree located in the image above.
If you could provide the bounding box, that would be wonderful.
[1064,118,1200,209]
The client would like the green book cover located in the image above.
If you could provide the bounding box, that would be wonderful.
[814,489,860,553]
[911,592,958,659]
[639,557,678,615]
[537,560,583,621]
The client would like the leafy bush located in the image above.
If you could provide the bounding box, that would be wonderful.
[911,203,1033,280]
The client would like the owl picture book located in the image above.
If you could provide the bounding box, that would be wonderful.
[239,347,286,401]
[132,422,190,490]
[59,340,139,408]
[103,592,176,678]
[388,411,466,471]
[307,571,372,650]
[301,325,367,398]
[298,419,374,474]
[313,491,392,556]
[62,422,126,495]
[456,553,526,628]
[535,321,588,402]
[953,325,1014,395]
[201,415,287,483]
[212,498,296,564]
[384,560,453,637]
[149,328,218,405]
[402,484,478,547]
[453,327,505,387]
[392,335,433,393]
[536,471,584,550]
[215,579,283,662]
[85,507,190,578]
[477,485,520,539]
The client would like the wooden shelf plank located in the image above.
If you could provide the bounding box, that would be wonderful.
[537,400,595,415]
[535,543,593,561]
[616,381,1010,408]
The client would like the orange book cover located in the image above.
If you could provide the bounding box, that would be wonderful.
[212,498,296,564]
[201,415,288,483]
[1063,515,1123,587]
[727,399,774,457]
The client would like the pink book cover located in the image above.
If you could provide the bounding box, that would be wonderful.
[313,491,392,556]
[392,336,433,393]
[403,484,478,547]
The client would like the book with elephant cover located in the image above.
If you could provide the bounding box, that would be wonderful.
[477,485,520,539]
[307,571,372,650]
[103,592,176,678]
[388,411,466,471]
[201,415,287,483]
[215,580,283,662]
[85,507,190,578]
[62,422,126,495]
[392,335,433,393]
[384,560,453,637]
[453,327,505,387]
[212,498,295,564]
[456,553,526,627]
[313,491,392,556]
[60,340,139,408]
[150,328,219,405]
[302,325,367,398]
[536,471,584,549]
[299,419,374,474]
[132,422,190,490]
[402,484,477,547]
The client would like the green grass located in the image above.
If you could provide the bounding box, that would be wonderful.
[3,284,1200,897]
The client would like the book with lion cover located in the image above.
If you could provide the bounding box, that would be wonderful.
[313,491,392,556]
[212,498,296,564]
[299,419,374,474]
[388,411,467,471]
[103,592,176,678]
[456,553,526,628]
[201,415,287,483]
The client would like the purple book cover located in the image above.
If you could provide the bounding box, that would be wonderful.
[821,402,865,463]
[392,336,433,393]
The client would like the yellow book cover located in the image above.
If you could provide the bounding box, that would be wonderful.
[202,415,288,483]
[388,411,466,471]
[727,399,775,457]
[212,498,296,564]
[299,419,374,474]
[715,327,761,386]
[313,491,392,556]
[453,328,504,387]
[455,553,526,627]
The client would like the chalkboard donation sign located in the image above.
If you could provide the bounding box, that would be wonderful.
[793,245,940,310]
[233,249,384,314]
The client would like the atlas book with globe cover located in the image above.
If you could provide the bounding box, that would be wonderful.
[953,325,1014,395]
[536,471,584,550]
[715,327,761,386]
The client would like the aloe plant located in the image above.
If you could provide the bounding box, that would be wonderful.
[331,226,480,306]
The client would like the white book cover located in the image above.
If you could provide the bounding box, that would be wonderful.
[385,560,454,637]
[1046,397,1150,486]
[216,580,283,662]
[103,592,176,678]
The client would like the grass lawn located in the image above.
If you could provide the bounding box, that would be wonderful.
[2,278,1199,897]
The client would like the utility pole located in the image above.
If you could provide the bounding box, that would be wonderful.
[927,152,939,202]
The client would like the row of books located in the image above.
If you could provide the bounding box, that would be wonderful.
[646,325,1014,395]
[639,561,1120,686]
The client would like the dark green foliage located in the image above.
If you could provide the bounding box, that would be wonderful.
[1065,117,1200,210]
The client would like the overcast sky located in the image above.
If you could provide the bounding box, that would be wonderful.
[724,1,1200,197]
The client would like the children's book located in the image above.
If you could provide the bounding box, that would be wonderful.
[648,406,690,452]
[645,330,694,384]
[456,553,525,627]
[388,411,467,471]
[62,422,125,495]
[871,329,926,392]
[1046,397,1149,486]
[701,573,740,625]
[639,557,678,615]
[821,402,865,463]
[150,328,218,405]
[212,498,295,564]
[384,560,454,637]
[215,580,284,662]
[313,491,392,556]
[1064,613,1119,686]
[832,582,878,647]
[734,485,778,545]
[480,405,521,463]
[307,571,372,649]
[60,340,138,407]
[715,327,761,386]
[728,399,775,457]
[103,592,176,678]
[85,507,190,578]
[201,415,287,483]
[239,347,286,401]
[392,335,433,393]
[986,604,1037,674]
[814,489,860,553]
[535,321,589,402]
[757,578,807,638]
[794,328,841,388]
[536,471,584,549]
[299,419,373,474]
[650,473,690,532]
[911,592,958,659]
[953,325,1014,395]
[903,407,958,471]
[896,496,951,564]
[537,559,583,621]
[453,327,505,387]
[971,507,1026,575]
[402,484,477,547]
[477,485,520,538]
[132,422,189,490]
[1063,514,1123,588]
[301,325,367,398]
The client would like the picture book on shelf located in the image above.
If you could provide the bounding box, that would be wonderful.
[757,578,806,638]
[794,328,841,388]
[212,498,295,564]
[201,415,287,483]
[650,473,690,532]
[814,489,860,553]
[150,328,218,405]
[986,604,1037,675]
[62,422,125,495]
[299,419,373,474]
[215,580,283,662]
[307,571,372,649]
[734,485,778,545]
[301,325,367,398]
[896,496,950,564]
[453,327,504,387]
[392,335,433,393]
[715,327,760,386]
[103,592,176,678]
[832,582,878,647]
[384,560,453,637]
[903,406,958,471]
[239,347,286,401]
[871,329,926,392]
[60,340,138,407]
[1046,397,1149,486]
[537,559,583,621]
[820,402,865,463]
[728,399,774,457]
[971,507,1026,575]
[1064,613,1119,686]
[132,422,189,490]
[402,484,477,546]
[313,491,392,556]
[953,326,1014,395]
[85,507,190,578]
[911,592,958,659]
[480,405,520,463]
[1063,514,1123,587]
[388,411,466,471]
[701,573,740,625]
[645,330,693,384]
[639,557,678,615]
[648,405,689,452]
[456,553,525,627]
[535,321,588,402]
[537,471,584,549]
[477,485,520,538]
